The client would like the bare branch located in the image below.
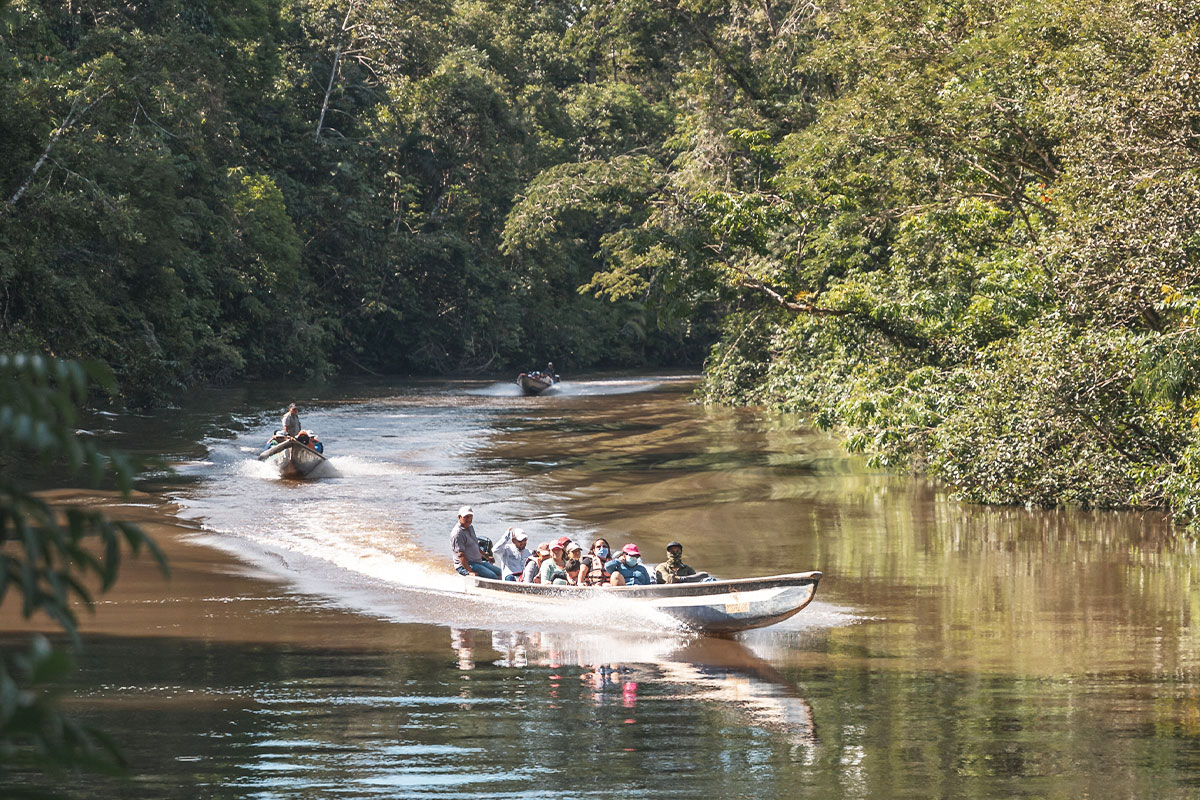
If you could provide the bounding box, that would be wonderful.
[7,88,113,207]
[316,2,359,142]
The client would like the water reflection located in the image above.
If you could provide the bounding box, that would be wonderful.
[448,627,817,744]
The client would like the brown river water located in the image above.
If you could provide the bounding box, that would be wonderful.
[4,375,1199,798]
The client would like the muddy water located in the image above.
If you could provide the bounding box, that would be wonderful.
[8,375,1200,798]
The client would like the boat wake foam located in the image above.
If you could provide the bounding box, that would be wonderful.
[187,527,687,635]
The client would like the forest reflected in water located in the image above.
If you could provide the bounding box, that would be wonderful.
[7,375,1200,798]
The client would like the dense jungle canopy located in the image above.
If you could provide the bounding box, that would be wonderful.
[3,0,1200,525]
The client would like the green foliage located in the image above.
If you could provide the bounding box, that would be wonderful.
[494,0,1200,526]
[0,0,705,397]
[0,354,168,789]
[7,0,1200,522]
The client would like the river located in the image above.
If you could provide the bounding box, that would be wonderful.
[7,375,1200,798]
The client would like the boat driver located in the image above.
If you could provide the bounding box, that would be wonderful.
[450,506,502,580]
[282,403,301,437]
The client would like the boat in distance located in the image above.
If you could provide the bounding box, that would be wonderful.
[465,571,822,634]
[257,438,327,478]
[517,372,557,395]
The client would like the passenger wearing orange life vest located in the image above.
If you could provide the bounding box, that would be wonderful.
[579,538,611,586]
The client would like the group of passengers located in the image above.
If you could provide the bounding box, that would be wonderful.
[450,506,707,586]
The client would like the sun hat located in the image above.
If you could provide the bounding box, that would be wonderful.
[457,505,474,518]
[536,542,551,556]
[621,543,641,557]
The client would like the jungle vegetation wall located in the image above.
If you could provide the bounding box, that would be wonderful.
[0,0,717,405]
[4,0,1200,524]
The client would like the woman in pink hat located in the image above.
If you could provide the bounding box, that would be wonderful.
[604,543,652,586]
[539,540,570,585]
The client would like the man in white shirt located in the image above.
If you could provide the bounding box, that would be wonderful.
[495,526,532,581]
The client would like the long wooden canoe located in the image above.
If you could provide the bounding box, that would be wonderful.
[257,438,327,478]
[465,571,822,634]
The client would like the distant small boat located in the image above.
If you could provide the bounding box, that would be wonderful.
[465,571,822,634]
[517,372,557,395]
[257,438,327,478]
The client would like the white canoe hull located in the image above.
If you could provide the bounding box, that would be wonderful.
[257,439,326,478]
[517,373,555,395]
[466,571,822,634]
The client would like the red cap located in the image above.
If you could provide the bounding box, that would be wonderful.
[555,535,571,548]
[621,544,641,556]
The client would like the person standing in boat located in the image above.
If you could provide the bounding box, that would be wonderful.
[495,527,532,581]
[451,506,502,580]
[282,403,301,438]
[654,541,699,584]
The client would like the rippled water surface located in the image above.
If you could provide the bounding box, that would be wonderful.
[14,375,1200,798]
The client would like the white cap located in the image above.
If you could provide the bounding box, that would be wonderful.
[457,505,474,518]
[510,527,527,541]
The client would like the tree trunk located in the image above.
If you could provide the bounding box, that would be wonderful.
[315,2,358,142]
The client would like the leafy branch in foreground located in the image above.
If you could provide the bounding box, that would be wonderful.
[0,354,168,792]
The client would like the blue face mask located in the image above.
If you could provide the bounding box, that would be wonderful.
[624,556,639,566]
[596,547,609,559]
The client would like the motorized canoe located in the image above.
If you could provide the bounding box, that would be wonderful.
[257,438,327,478]
[517,372,556,395]
[465,571,822,634]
